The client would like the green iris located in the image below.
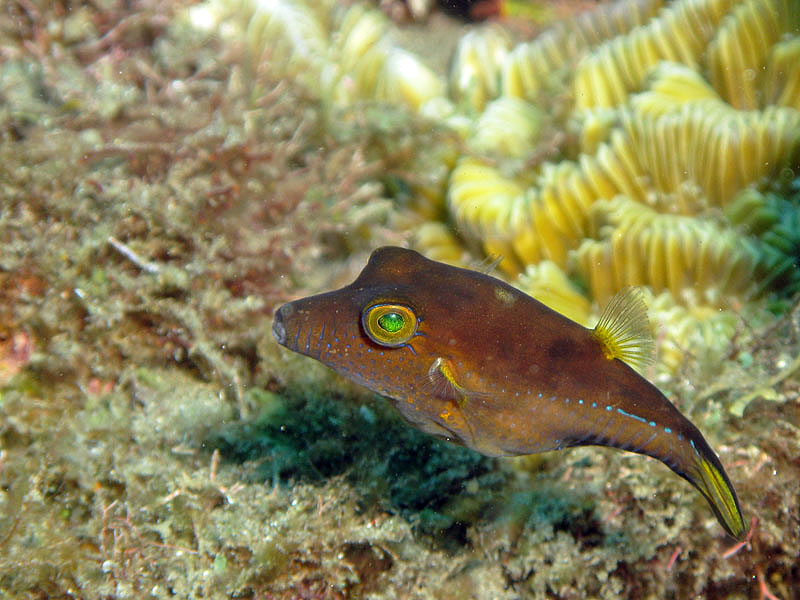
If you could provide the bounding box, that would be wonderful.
[362,302,417,347]
[377,312,404,333]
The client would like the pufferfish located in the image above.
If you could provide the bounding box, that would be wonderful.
[272,246,746,539]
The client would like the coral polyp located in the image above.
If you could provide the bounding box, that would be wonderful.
[501,0,664,100]
[193,0,444,110]
[575,197,762,307]
[570,0,737,111]
[763,37,800,109]
[708,0,800,109]
[449,25,512,113]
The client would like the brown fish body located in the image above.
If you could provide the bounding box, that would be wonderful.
[273,247,746,539]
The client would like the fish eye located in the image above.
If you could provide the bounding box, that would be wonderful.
[362,303,417,347]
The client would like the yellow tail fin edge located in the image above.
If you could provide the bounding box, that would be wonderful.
[696,455,747,540]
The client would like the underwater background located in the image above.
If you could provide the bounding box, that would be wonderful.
[0,0,799,597]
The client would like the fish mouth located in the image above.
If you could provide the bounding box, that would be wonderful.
[272,303,292,346]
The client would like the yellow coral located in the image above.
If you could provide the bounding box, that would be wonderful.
[646,290,740,375]
[209,1,445,110]
[468,97,544,159]
[624,100,800,211]
[330,6,444,109]
[411,222,471,266]
[575,108,618,155]
[452,46,800,282]
[371,47,444,110]
[629,62,719,117]
[572,0,738,110]
[447,157,527,239]
[330,5,390,102]
[502,0,664,100]
[571,0,800,111]
[763,37,800,110]
[575,198,761,307]
[449,25,513,113]
[515,261,591,325]
[226,0,333,83]
[449,127,655,272]
[708,0,800,110]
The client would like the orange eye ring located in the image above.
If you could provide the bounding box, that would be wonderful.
[362,303,417,347]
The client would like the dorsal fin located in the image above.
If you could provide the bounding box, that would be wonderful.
[592,287,655,372]
[475,253,504,275]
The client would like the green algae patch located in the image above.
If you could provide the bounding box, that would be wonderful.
[129,367,235,448]
[207,385,505,533]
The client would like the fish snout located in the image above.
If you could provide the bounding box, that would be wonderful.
[272,302,294,347]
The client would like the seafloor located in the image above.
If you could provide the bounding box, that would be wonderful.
[0,0,799,598]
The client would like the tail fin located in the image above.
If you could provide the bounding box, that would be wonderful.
[685,441,747,540]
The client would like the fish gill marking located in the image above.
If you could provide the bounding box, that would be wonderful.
[630,424,657,454]
[315,327,329,360]
[292,325,302,352]
[606,419,627,449]
[618,425,646,453]
[664,437,678,470]
[569,407,598,445]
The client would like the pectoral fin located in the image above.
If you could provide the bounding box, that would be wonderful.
[424,357,501,452]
